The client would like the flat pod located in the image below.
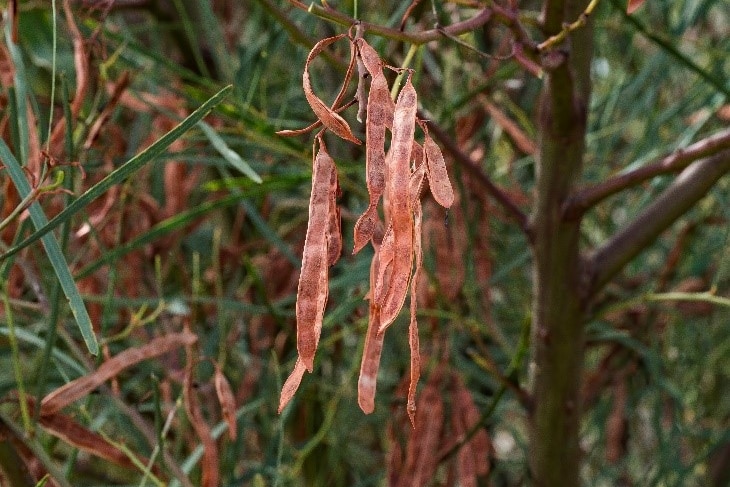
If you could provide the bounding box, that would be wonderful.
[353,70,392,254]
[379,74,417,333]
[296,139,335,371]
[424,134,454,209]
[279,358,307,413]
[358,247,387,414]
[303,35,361,145]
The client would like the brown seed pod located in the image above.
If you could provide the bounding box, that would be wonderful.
[358,247,386,414]
[278,357,307,413]
[303,35,361,145]
[353,70,393,253]
[378,74,417,333]
[424,132,455,208]
[296,137,335,371]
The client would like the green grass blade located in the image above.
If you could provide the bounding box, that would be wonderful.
[0,139,99,355]
[198,121,262,183]
[0,85,232,262]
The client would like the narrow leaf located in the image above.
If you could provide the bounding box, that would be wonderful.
[198,120,262,183]
[0,140,99,355]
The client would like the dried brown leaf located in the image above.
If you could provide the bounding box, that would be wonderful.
[424,133,455,209]
[303,35,361,144]
[38,410,156,474]
[41,331,197,415]
[379,75,417,333]
[296,138,335,371]
[279,357,307,413]
[214,363,238,441]
[402,383,444,486]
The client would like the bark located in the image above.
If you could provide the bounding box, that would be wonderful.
[528,0,593,485]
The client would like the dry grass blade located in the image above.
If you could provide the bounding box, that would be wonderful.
[183,332,218,487]
[296,137,335,371]
[40,331,197,415]
[303,35,361,144]
[279,357,307,413]
[38,410,157,475]
[353,70,393,254]
[424,133,455,209]
[214,363,237,441]
[379,74,417,333]
[358,249,386,414]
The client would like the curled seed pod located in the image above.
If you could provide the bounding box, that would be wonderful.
[379,74,417,333]
[296,138,335,372]
[303,35,361,145]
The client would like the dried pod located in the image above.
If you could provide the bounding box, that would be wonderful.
[303,35,361,144]
[279,357,307,413]
[424,133,454,208]
[296,138,335,371]
[358,247,387,414]
[379,74,417,333]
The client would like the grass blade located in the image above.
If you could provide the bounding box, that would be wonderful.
[0,139,99,355]
[198,121,263,183]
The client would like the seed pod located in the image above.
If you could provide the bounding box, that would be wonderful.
[407,167,425,426]
[358,246,386,414]
[303,35,361,145]
[296,138,335,371]
[353,70,393,253]
[424,133,454,209]
[379,74,417,333]
[278,358,307,413]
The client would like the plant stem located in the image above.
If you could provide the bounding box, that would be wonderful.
[528,0,593,484]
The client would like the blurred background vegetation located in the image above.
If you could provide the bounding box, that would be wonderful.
[0,0,728,485]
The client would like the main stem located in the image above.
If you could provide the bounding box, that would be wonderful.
[529,0,593,485]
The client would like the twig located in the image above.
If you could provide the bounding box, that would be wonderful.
[537,0,600,51]
[305,3,494,45]
[588,149,730,295]
[423,114,532,238]
[565,127,730,218]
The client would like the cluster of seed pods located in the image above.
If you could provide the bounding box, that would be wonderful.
[277,33,454,424]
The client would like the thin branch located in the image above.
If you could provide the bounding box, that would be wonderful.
[588,149,730,295]
[565,127,730,218]
[305,3,494,45]
[423,113,532,237]
[537,0,600,51]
